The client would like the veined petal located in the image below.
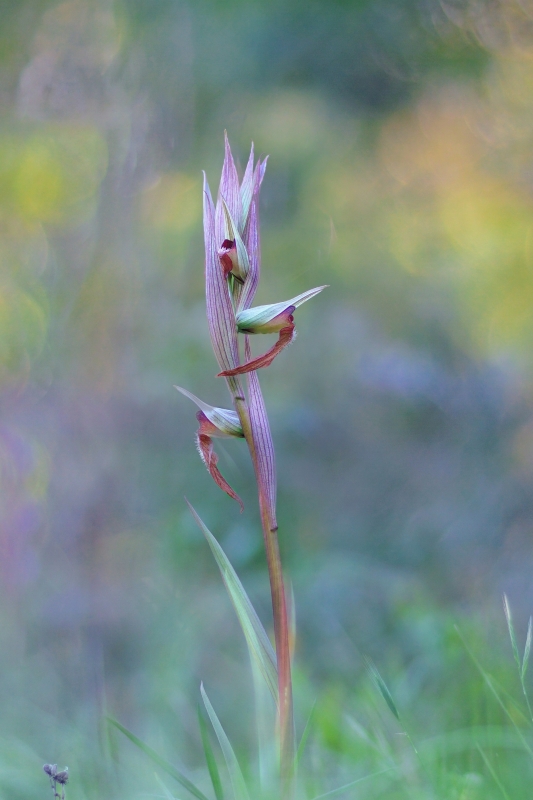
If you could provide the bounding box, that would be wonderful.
[239,144,255,234]
[236,285,328,333]
[175,386,243,438]
[239,196,260,312]
[240,158,268,312]
[215,132,241,246]
[204,172,240,379]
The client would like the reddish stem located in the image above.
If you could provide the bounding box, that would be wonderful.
[233,395,295,799]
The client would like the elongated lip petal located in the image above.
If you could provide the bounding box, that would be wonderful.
[218,323,296,377]
[197,430,244,512]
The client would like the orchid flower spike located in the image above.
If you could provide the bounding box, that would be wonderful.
[204,135,267,381]
[175,387,244,511]
[218,285,328,377]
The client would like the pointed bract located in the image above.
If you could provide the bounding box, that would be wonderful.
[203,172,240,384]
[215,133,241,247]
[175,386,243,437]
[240,158,268,312]
[246,339,277,525]
[239,144,256,234]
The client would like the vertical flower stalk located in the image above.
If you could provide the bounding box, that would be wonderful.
[178,133,326,799]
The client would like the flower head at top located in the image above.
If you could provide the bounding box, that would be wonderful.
[178,135,326,511]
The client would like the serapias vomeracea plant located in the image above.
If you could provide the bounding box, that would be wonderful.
[175,134,327,800]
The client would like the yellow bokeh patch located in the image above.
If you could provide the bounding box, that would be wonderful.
[0,125,108,225]
[142,173,200,232]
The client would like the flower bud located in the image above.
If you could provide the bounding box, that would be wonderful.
[236,286,327,334]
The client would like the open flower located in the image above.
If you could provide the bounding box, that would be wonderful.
[218,285,328,377]
[175,387,244,511]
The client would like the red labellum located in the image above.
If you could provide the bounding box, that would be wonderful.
[196,413,244,511]
[218,238,236,279]
[218,321,296,377]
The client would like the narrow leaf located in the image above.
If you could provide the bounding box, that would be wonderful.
[477,744,512,800]
[106,717,210,800]
[187,501,278,703]
[522,617,532,680]
[503,594,521,670]
[455,625,533,760]
[198,706,224,800]
[200,684,250,800]
[154,773,183,800]
[309,768,393,800]
[365,659,400,721]
[296,701,317,765]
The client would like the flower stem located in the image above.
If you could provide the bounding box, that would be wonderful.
[234,395,295,799]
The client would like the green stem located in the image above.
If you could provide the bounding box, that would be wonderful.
[234,394,295,800]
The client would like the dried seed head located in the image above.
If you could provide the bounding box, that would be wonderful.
[43,765,57,778]
[55,770,69,785]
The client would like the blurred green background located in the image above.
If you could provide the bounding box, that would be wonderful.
[2,0,533,797]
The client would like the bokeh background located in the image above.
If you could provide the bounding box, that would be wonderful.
[2,0,533,797]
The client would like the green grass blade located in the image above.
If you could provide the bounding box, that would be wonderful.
[187,501,278,703]
[522,617,532,680]
[503,594,521,670]
[154,773,183,800]
[200,684,250,800]
[455,626,533,761]
[198,706,224,800]
[309,767,394,800]
[106,717,210,800]
[365,659,400,721]
[251,658,276,793]
[295,700,316,765]
[476,744,512,800]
